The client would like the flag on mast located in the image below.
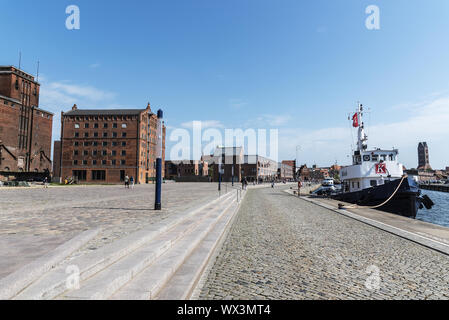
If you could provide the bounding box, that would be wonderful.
[352,113,359,127]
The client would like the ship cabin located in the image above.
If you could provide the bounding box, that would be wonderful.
[340,148,403,193]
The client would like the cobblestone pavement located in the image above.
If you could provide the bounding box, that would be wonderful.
[0,182,224,279]
[199,186,449,300]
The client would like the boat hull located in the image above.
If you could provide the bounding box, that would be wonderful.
[332,177,421,218]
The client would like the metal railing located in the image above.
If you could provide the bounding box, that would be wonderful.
[219,182,243,203]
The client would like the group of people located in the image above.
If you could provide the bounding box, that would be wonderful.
[124,175,135,189]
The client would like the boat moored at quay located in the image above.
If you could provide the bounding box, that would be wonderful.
[332,103,434,218]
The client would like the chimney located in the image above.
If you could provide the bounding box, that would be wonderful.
[72,104,77,111]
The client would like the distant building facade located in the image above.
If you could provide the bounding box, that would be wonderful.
[418,142,431,170]
[241,155,278,183]
[298,164,333,182]
[278,162,294,180]
[165,160,209,180]
[281,160,296,180]
[202,147,243,183]
[0,66,53,179]
[59,103,165,184]
[200,147,279,183]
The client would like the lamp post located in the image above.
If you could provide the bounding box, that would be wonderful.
[218,162,222,192]
[154,109,163,210]
[295,145,301,180]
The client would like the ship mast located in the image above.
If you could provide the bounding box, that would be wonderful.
[356,102,368,152]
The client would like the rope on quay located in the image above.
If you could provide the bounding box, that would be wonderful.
[338,174,408,210]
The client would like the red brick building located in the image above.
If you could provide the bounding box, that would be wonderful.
[278,162,294,180]
[0,66,53,177]
[59,103,165,184]
[281,160,296,180]
[165,160,209,180]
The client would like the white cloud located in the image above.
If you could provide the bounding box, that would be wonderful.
[180,120,224,129]
[89,63,101,69]
[278,96,449,169]
[44,82,115,102]
[38,78,118,145]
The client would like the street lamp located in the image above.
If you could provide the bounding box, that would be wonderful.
[154,109,163,210]
[295,145,301,180]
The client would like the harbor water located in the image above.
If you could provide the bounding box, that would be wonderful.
[416,189,449,228]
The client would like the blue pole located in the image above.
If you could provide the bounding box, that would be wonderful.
[218,164,221,191]
[155,109,163,210]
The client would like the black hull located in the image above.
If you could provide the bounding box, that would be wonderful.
[332,177,422,219]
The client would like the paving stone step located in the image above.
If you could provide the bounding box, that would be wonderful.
[14,191,234,300]
[0,229,100,300]
[109,195,238,300]
[59,194,236,299]
[155,195,242,300]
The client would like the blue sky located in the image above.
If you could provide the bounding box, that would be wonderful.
[1,0,449,169]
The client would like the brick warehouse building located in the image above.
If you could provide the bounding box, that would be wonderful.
[0,66,53,178]
[58,103,165,184]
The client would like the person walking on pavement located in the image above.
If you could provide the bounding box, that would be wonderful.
[130,176,134,189]
[43,176,49,188]
[297,179,303,197]
[124,175,130,189]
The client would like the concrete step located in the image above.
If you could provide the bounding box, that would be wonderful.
[14,191,234,300]
[155,196,241,300]
[110,195,239,300]
[59,193,236,300]
[0,229,100,300]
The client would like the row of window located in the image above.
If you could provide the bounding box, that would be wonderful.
[362,154,396,162]
[3,100,16,107]
[73,170,106,181]
[354,153,396,164]
[73,141,127,147]
[74,132,127,138]
[74,123,127,129]
[73,160,126,166]
[74,150,126,156]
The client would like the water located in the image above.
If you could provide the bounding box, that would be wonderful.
[416,190,449,228]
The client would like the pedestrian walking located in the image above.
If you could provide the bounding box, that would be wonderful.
[130,176,134,189]
[297,179,303,197]
[124,175,130,188]
[43,176,49,188]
